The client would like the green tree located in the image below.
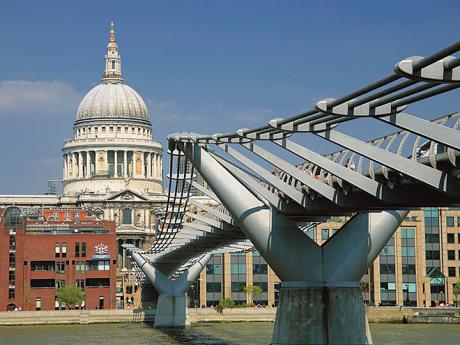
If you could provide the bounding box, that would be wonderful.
[56,285,84,309]
[243,284,262,305]
[453,278,460,306]
[215,298,235,313]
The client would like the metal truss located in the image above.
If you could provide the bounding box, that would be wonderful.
[134,40,460,278]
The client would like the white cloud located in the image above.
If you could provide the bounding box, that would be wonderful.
[0,80,81,117]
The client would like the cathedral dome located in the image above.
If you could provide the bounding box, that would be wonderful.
[76,83,149,120]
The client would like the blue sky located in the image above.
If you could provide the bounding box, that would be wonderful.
[0,0,459,193]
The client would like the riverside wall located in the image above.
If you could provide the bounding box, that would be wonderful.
[0,307,459,326]
[0,309,155,326]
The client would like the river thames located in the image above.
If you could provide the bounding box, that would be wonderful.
[0,322,459,345]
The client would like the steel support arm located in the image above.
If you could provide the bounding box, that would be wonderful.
[180,141,323,281]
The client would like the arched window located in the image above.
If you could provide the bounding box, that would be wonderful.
[122,208,132,225]
[112,60,116,69]
[3,207,23,227]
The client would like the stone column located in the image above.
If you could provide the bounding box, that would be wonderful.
[104,150,108,174]
[63,154,67,179]
[78,152,83,178]
[153,154,158,178]
[114,150,118,177]
[124,150,128,177]
[147,153,152,178]
[159,155,162,179]
[141,151,145,177]
[73,152,78,177]
[86,151,91,178]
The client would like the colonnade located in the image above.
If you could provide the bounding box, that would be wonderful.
[63,150,162,180]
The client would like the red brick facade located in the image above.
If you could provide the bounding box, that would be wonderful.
[0,207,117,311]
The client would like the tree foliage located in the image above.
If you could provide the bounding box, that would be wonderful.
[453,278,460,306]
[243,284,262,301]
[56,285,84,309]
[215,298,235,313]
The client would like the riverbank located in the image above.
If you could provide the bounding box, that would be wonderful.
[0,306,458,326]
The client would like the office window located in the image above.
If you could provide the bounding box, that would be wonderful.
[55,242,60,257]
[231,282,246,293]
[81,242,86,258]
[447,234,455,244]
[254,282,268,292]
[75,279,85,289]
[253,264,268,275]
[446,216,455,227]
[401,228,415,239]
[206,282,221,293]
[401,247,415,257]
[109,126,114,132]
[448,250,456,260]
[231,263,246,275]
[55,279,65,289]
[31,261,55,272]
[457,217,460,227]
[425,234,439,243]
[61,242,67,258]
[31,279,55,288]
[380,245,395,256]
[448,267,456,277]
[206,264,222,275]
[75,261,86,273]
[75,242,80,257]
[98,260,110,271]
[380,263,395,274]
[321,229,329,240]
[55,261,65,274]
[402,264,416,275]
[426,250,440,260]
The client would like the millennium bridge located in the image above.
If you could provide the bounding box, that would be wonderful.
[126,40,460,344]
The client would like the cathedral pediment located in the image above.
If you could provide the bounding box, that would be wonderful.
[106,189,149,202]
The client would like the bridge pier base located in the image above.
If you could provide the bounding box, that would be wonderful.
[272,282,372,345]
[155,294,188,327]
[127,251,211,328]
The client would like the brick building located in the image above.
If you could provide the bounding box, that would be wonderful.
[0,206,117,311]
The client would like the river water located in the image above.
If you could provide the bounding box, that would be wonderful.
[0,322,459,344]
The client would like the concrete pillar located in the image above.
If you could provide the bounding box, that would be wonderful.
[129,251,212,327]
[114,150,118,177]
[272,282,371,345]
[124,150,128,177]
